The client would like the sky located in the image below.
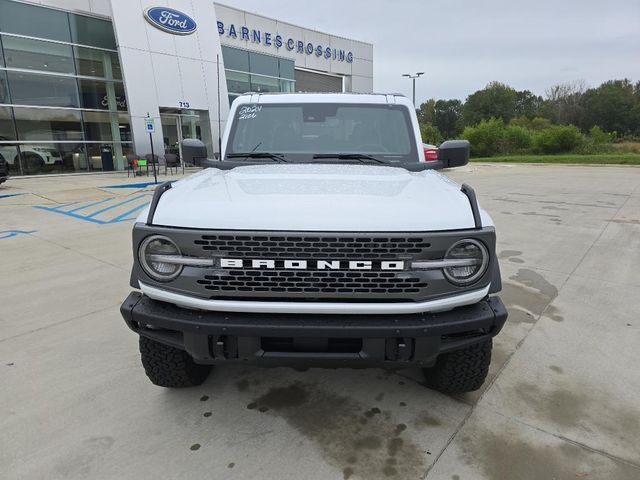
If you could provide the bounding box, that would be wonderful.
[220,0,640,105]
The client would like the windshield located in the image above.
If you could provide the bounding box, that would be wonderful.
[226,103,418,163]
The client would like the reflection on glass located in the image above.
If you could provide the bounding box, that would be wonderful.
[74,46,122,80]
[0,70,8,104]
[78,79,127,111]
[0,105,15,140]
[13,107,82,141]
[0,144,19,174]
[279,58,295,80]
[249,52,278,77]
[7,71,79,108]
[250,74,279,93]
[2,36,75,74]
[0,0,72,43]
[161,114,179,153]
[69,13,116,50]
[280,79,295,93]
[82,111,115,141]
[181,114,201,141]
[226,71,250,94]
[221,46,249,71]
[118,113,131,142]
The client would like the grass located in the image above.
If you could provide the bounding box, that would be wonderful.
[470,153,640,165]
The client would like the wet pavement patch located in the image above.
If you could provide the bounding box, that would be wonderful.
[236,378,250,392]
[459,423,640,480]
[414,412,442,428]
[246,381,426,479]
[514,381,640,449]
[509,269,558,299]
[503,269,563,324]
[499,250,522,258]
[364,407,381,418]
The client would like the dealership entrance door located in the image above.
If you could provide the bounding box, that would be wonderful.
[160,109,208,165]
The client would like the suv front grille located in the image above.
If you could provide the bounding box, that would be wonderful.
[194,235,432,260]
[197,269,427,296]
[187,233,436,301]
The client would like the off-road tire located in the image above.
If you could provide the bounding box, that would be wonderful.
[423,339,492,395]
[139,336,211,388]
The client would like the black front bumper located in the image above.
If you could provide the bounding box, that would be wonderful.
[121,292,507,368]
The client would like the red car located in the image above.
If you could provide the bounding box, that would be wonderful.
[423,143,439,162]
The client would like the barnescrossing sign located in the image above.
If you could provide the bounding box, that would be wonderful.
[144,7,197,35]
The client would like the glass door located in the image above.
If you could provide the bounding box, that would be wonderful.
[159,108,202,166]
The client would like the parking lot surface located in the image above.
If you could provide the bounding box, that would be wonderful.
[2,164,640,480]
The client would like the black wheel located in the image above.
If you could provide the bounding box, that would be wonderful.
[139,336,211,388]
[423,339,492,395]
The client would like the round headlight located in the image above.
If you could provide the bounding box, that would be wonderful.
[138,235,182,281]
[443,239,489,286]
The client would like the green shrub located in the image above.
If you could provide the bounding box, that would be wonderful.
[508,116,532,129]
[419,123,443,145]
[461,118,505,157]
[533,125,584,154]
[530,117,553,130]
[589,125,616,144]
[502,125,532,152]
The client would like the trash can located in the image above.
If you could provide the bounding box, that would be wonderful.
[100,145,114,171]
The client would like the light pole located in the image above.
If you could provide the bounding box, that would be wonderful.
[402,72,425,107]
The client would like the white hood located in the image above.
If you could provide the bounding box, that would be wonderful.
[145,164,490,232]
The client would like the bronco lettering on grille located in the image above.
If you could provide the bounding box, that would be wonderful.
[220,259,405,271]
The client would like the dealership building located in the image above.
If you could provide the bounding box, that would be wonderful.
[0,0,373,176]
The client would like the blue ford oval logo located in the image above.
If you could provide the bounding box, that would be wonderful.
[144,7,197,35]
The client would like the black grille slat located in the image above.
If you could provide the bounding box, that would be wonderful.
[199,269,425,295]
[194,234,431,260]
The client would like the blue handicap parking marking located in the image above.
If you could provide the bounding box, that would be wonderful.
[34,193,153,225]
[0,229,36,240]
[0,193,27,199]
[100,181,161,189]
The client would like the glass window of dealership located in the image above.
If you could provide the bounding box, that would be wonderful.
[0,0,130,175]
[222,45,295,106]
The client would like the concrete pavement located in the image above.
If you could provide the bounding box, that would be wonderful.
[1,164,639,479]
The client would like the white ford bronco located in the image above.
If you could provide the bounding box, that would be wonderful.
[121,93,507,394]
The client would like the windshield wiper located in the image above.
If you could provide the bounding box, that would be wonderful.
[226,152,288,163]
[312,153,385,164]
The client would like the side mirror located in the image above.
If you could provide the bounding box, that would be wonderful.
[181,138,207,166]
[437,140,470,168]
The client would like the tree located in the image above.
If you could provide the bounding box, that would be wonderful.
[461,118,505,157]
[420,123,442,145]
[433,99,463,138]
[579,79,640,135]
[416,99,436,126]
[462,82,518,126]
[542,80,586,125]
[514,90,543,119]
